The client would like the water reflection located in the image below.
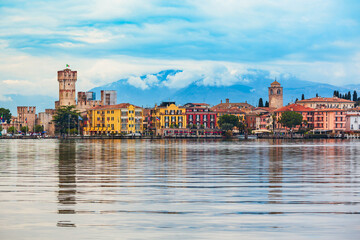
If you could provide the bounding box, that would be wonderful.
[0,139,359,239]
[57,141,76,227]
[268,140,283,205]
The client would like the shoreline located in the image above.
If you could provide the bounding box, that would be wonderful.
[0,135,356,140]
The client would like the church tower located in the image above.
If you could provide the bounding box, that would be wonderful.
[57,67,77,107]
[268,80,283,109]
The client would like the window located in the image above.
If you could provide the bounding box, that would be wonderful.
[165,110,168,114]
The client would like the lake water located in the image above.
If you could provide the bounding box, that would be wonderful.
[0,139,359,239]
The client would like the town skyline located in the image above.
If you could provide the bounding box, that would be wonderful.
[1,0,360,107]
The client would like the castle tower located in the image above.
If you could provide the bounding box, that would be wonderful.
[57,68,77,107]
[268,80,283,109]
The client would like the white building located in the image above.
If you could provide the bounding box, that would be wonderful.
[345,112,360,131]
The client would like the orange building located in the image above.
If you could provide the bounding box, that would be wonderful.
[274,104,346,133]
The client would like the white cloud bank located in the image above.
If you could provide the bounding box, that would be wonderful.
[1,48,360,102]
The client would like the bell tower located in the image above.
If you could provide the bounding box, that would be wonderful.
[268,80,283,109]
[57,67,77,107]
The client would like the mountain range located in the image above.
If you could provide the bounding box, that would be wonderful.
[90,69,358,108]
[1,69,358,114]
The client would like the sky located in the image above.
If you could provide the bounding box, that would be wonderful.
[1,0,360,101]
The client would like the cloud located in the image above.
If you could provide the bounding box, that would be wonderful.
[1,0,359,63]
[0,95,12,102]
[0,0,360,98]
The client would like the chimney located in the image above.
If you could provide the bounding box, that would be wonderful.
[226,98,229,103]
[221,100,223,104]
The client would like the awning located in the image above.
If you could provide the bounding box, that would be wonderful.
[253,129,271,134]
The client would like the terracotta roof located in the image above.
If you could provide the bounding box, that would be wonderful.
[184,103,210,106]
[212,107,245,114]
[91,103,141,110]
[254,107,271,111]
[270,80,281,86]
[211,102,254,110]
[348,107,360,111]
[297,96,355,103]
[314,108,344,112]
[274,104,314,112]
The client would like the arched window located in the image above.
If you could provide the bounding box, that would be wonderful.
[277,89,281,94]
[270,89,273,95]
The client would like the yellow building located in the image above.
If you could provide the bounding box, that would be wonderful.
[150,102,187,133]
[84,103,143,135]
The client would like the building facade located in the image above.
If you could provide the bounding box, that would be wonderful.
[84,103,143,135]
[56,68,77,107]
[185,106,217,129]
[211,98,254,113]
[274,104,347,133]
[101,90,117,105]
[345,112,360,131]
[268,80,283,109]
[37,109,56,136]
[150,102,187,134]
[17,106,37,131]
[296,96,355,109]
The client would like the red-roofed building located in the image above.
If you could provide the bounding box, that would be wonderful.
[274,104,347,132]
[185,106,217,129]
[296,96,355,109]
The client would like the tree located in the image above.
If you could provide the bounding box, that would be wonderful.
[316,93,318,97]
[353,91,358,102]
[20,126,29,133]
[8,126,16,134]
[218,114,240,131]
[0,125,2,132]
[348,91,351,100]
[0,108,12,124]
[301,94,305,100]
[295,98,298,102]
[52,106,80,134]
[278,111,303,138]
[265,101,269,107]
[258,98,264,107]
[200,124,205,129]
[221,123,234,131]
[34,125,44,133]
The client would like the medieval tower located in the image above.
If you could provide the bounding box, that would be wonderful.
[268,80,283,109]
[57,68,77,107]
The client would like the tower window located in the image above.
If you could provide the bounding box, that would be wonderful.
[277,89,281,94]
[270,89,273,94]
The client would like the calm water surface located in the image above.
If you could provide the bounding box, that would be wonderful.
[0,139,359,239]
